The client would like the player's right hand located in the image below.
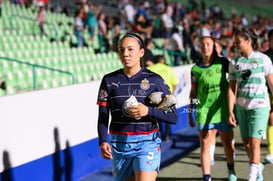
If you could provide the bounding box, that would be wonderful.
[100,142,113,160]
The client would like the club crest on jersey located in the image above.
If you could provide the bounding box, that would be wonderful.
[140,78,150,90]
[252,61,258,68]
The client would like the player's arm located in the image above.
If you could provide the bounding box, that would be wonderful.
[129,76,178,124]
[228,80,237,127]
[129,96,178,124]
[227,59,238,127]
[265,55,273,94]
[97,78,110,145]
[97,105,110,145]
[147,105,178,124]
[188,82,197,127]
[146,78,178,124]
[266,73,273,99]
[97,105,112,160]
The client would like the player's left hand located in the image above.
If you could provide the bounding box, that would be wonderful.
[128,103,148,119]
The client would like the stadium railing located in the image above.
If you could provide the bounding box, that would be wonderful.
[0,56,75,94]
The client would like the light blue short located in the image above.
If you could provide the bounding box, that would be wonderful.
[197,121,233,132]
[110,132,161,181]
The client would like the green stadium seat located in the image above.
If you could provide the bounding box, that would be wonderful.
[0,89,6,96]
[40,80,51,89]
[60,77,70,86]
[6,86,17,95]
[51,79,61,88]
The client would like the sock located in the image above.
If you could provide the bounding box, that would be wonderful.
[232,138,236,159]
[267,125,273,154]
[210,145,215,160]
[227,163,234,171]
[203,174,211,181]
[248,163,259,181]
[231,138,235,145]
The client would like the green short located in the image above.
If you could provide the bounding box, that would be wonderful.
[235,104,269,139]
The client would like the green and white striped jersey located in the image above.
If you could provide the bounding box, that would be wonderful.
[229,51,273,109]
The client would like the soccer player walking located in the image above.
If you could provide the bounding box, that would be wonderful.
[97,33,178,181]
[188,36,237,181]
[228,28,273,181]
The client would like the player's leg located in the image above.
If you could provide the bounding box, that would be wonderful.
[218,121,237,181]
[132,132,161,181]
[209,130,217,166]
[198,129,217,181]
[247,107,269,181]
[112,155,134,181]
[246,137,263,181]
[134,170,157,181]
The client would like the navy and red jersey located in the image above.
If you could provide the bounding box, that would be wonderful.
[97,68,178,145]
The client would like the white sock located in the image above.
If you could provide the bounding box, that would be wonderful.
[232,138,236,159]
[210,145,215,161]
[248,163,259,181]
[232,138,235,144]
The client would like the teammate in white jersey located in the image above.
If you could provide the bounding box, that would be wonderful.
[228,28,273,181]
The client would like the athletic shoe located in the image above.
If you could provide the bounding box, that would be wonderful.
[228,170,237,181]
[203,175,212,181]
[264,154,273,164]
[203,177,211,181]
[256,163,264,181]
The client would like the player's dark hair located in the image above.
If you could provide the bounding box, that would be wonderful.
[120,33,145,49]
[119,33,145,67]
[234,28,260,50]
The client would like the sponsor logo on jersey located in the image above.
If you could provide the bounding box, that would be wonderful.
[111,82,120,88]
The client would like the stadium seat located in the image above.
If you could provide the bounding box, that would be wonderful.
[6,86,17,95]
[0,89,6,96]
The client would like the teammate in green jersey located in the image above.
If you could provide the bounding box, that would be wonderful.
[188,36,236,181]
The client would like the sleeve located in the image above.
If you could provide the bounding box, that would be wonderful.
[264,54,273,76]
[148,106,178,124]
[97,77,110,145]
[147,76,178,124]
[228,59,236,81]
[191,67,198,86]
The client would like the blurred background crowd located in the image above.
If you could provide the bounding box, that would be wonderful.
[0,0,273,95]
[6,0,273,63]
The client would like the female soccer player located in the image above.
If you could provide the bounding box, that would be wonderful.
[97,33,178,181]
[188,36,237,181]
[228,28,273,181]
